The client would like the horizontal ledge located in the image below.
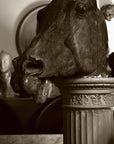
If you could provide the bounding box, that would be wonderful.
[61,83,114,87]
[55,77,114,84]
[62,89,114,94]
[63,105,114,109]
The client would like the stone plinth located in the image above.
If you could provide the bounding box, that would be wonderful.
[55,78,114,144]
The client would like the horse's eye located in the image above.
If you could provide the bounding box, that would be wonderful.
[76,3,87,15]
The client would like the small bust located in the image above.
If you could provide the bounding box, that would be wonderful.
[101,4,114,21]
[0,50,14,97]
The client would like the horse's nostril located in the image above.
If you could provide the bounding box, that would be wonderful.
[23,59,44,75]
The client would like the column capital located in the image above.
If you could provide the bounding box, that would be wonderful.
[55,77,114,108]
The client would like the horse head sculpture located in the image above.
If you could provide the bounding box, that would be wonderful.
[11,0,108,102]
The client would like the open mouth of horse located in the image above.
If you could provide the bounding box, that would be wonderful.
[23,58,44,77]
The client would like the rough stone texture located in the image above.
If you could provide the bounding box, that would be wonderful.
[0,135,63,144]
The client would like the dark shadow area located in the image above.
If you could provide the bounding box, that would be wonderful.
[0,96,63,134]
[33,97,63,134]
[108,137,114,144]
[0,99,22,134]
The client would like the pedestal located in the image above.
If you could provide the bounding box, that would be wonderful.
[56,78,114,144]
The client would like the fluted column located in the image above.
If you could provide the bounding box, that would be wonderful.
[55,77,114,144]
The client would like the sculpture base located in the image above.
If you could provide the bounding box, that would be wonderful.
[55,77,114,144]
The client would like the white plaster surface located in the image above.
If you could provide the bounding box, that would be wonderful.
[0,0,51,58]
[97,0,114,8]
[97,0,114,54]
[106,18,114,54]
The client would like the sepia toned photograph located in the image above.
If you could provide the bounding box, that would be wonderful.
[0,0,114,143]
